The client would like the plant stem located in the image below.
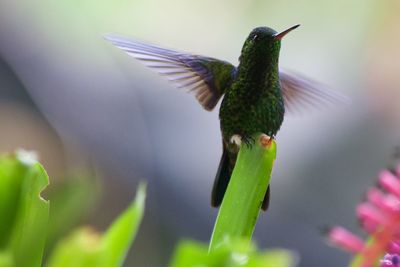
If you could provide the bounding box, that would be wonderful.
[209,134,277,252]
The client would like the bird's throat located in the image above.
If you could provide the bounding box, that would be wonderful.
[236,59,279,100]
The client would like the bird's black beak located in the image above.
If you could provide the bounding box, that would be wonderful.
[273,24,300,40]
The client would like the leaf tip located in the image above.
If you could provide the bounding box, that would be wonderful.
[135,182,147,205]
[15,149,39,166]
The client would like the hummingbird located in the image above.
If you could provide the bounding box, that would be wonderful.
[105,25,345,210]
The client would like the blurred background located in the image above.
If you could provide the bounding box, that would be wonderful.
[0,0,399,266]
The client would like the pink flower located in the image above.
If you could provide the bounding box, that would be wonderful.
[328,166,400,267]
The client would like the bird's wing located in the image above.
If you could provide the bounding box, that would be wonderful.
[279,71,349,113]
[105,34,236,111]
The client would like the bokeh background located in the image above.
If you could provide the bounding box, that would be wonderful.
[1,0,400,266]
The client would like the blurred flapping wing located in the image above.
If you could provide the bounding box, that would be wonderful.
[104,34,236,111]
[279,71,348,113]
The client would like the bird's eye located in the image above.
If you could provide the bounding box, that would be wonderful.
[252,34,259,41]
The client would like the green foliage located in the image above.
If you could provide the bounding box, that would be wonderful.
[210,135,277,251]
[0,138,295,267]
[46,184,146,267]
[46,227,103,267]
[101,183,146,267]
[0,150,145,267]
[170,135,296,267]
[170,240,297,267]
[0,150,49,267]
[46,173,100,248]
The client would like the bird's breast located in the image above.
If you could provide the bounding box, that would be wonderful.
[219,82,284,140]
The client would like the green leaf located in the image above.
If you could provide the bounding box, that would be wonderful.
[10,152,50,267]
[45,227,104,267]
[0,150,49,267]
[0,156,24,247]
[101,183,146,267]
[247,250,298,267]
[209,135,277,251]
[46,183,146,267]
[0,251,13,267]
[170,240,297,267]
[46,173,100,248]
[170,241,219,267]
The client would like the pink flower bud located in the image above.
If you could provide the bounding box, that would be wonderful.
[328,226,364,253]
[357,203,387,226]
[379,171,400,198]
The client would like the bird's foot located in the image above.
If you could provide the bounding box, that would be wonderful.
[259,134,273,148]
[230,134,242,146]
[241,135,256,148]
[230,134,255,148]
[230,134,272,148]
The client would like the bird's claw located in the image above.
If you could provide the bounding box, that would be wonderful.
[230,134,242,146]
[230,134,271,148]
[259,134,273,148]
[241,135,256,148]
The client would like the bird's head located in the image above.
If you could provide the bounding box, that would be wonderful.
[239,25,300,66]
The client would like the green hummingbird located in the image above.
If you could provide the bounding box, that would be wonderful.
[105,25,344,210]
